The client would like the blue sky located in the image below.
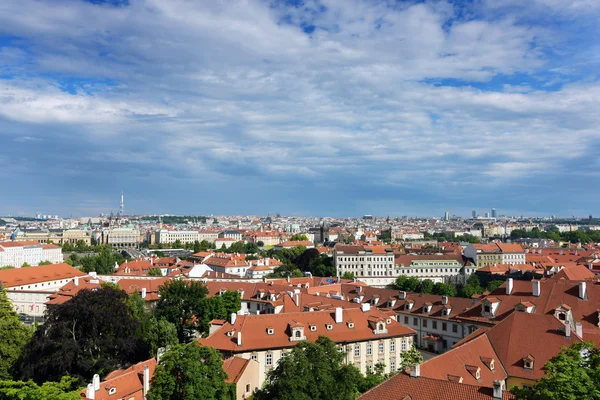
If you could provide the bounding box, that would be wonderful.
[1,0,599,218]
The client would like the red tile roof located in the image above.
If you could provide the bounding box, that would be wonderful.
[358,372,514,400]
[222,357,251,384]
[0,263,86,287]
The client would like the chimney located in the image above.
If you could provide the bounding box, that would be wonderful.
[579,281,587,300]
[532,280,540,297]
[356,286,362,294]
[294,293,299,306]
[361,303,371,312]
[141,288,147,299]
[576,322,583,338]
[231,313,237,325]
[237,331,242,347]
[143,365,150,397]
[399,291,406,300]
[560,249,563,255]
[493,380,503,400]
[74,277,79,287]
[335,307,343,324]
[287,275,290,283]
[589,264,593,270]
[442,296,448,305]
[410,364,420,378]
[93,374,100,391]
[565,322,571,337]
[506,278,513,295]
[86,383,95,399]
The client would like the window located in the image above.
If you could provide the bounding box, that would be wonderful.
[266,353,273,367]
[484,305,491,313]
[354,345,360,357]
[401,340,407,351]
[404,316,409,324]
[413,317,418,325]
[442,323,447,331]
[422,320,427,328]
[452,324,458,333]
[251,354,257,361]
[390,359,396,371]
[367,343,372,356]
[379,342,384,354]
[390,340,396,353]
[295,330,301,338]
[246,384,250,393]
[432,321,437,329]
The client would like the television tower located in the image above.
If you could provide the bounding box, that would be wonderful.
[119,191,125,216]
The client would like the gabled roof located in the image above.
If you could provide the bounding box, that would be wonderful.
[81,358,156,400]
[222,357,252,384]
[199,308,415,352]
[0,263,86,288]
[358,372,514,400]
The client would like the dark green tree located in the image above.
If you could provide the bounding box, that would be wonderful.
[0,289,32,380]
[419,279,435,294]
[432,282,457,297]
[394,275,420,292]
[399,345,424,371]
[140,317,179,358]
[147,267,163,277]
[0,375,82,399]
[512,341,600,400]
[486,280,505,293]
[341,272,357,280]
[38,260,53,266]
[254,336,362,400]
[154,280,209,342]
[18,286,144,384]
[290,234,309,241]
[147,343,233,400]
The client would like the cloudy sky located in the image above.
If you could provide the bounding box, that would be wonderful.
[0,0,599,218]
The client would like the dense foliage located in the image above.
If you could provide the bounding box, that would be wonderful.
[76,247,128,274]
[254,336,388,400]
[394,274,503,299]
[0,376,82,400]
[18,286,145,384]
[148,343,234,400]
[0,290,32,380]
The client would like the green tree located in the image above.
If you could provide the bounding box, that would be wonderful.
[18,286,144,384]
[0,375,82,399]
[140,317,179,358]
[257,240,265,247]
[512,341,600,400]
[357,363,390,393]
[0,289,32,380]
[394,275,420,292]
[432,282,457,297]
[154,280,209,342]
[38,260,53,266]
[147,267,163,277]
[172,239,183,249]
[290,234,309,241]
[486,280,504,293]
[341,272,357,280]
[459,274,483,298]
[399,345,424,371]
[0,266,14,270]
[419,279,435,294]
[21,263,31,268]
[254,336,362,400]
[148,343,233,400]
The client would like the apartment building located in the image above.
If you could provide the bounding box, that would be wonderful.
[0,240,61,267]
[155,229,200,245]
[0,263,87,317]
[394,254,474,283]
[199,306,416,388]
[334,244,396,287]
[102,228,141,248]
[198,230,220,243]
[463,243,525,269]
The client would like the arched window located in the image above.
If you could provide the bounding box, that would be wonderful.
[295,330,301,338]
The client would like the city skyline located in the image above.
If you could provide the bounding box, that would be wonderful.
[1,0,599,217]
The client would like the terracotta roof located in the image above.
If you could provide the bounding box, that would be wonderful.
[46,276,103,305]
[82,358,156,400]
[551,265,596,281]
[358,372,514,400]
[42,243,61,249]
[199,308,415,352]
[275,240,313,247]
[222,357,251,384]
[419,334,507,387]
[0,263,86,288]
[496,244,524,253]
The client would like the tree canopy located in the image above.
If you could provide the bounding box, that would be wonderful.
[0,289,32,380]
[147,343,233,400]
[254,336,363,400]
[18,286,145,384]
[0,376,82,400]
[512,341,600,400]
[394,275,420,292]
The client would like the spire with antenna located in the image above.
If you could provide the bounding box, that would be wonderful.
[119,191,125,216]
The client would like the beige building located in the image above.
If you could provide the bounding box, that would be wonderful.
[103,228,141,248]
[200,306,416,388]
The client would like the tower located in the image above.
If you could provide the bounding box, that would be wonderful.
[491,208,497,218]
[119,191,125,216]
[472,210,476,218]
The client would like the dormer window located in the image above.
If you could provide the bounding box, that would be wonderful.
[484,305,491,313]
[108,387,116,395]
[378,323,384,331]
[267,328,274,335]
[490,360,495,370]
[348,322,354,329]
[310,325,317,332]
[326,323,333,330]
[226,330,235,337]
[558,313,566,321]
[295,330,301,338]
[386,319,392,325]
[523,354,534,370]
